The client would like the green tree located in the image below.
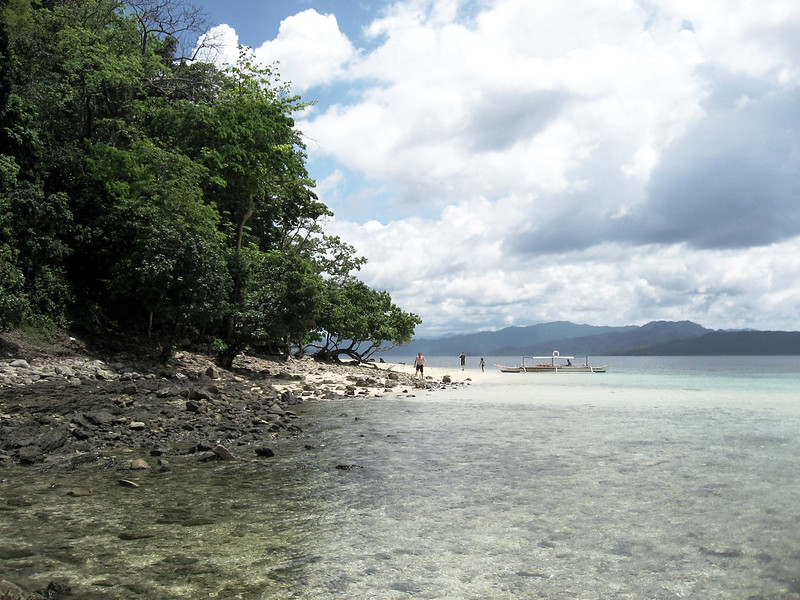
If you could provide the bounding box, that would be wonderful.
[0,141,73,327]
[147,51,317,253]
[215,248,325,368]
[0,155,30,328]
[309,279,422,363]
[86,138,229,339]
[147,50,326,359]
[0,0,424,363]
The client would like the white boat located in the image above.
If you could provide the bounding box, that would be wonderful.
[497,351,607,373]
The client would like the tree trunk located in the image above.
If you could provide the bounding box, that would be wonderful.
[227,198,254,340]
[235,201,254,252]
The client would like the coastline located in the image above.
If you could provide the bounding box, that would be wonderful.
[0,342,493,599]
[0,340,493,472]
[371,360,503,385]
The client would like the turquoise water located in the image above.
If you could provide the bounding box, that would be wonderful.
[2,357,799,598]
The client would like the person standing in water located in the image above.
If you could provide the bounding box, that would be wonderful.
[414,353,426,378]
[480,357,485,372]
[459,352,466,370]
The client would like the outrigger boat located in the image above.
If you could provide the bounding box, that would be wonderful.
[497,351,607,373]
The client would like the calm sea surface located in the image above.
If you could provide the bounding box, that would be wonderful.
[2,356,799,599]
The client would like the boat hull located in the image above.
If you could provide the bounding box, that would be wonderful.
[497,364,607,373]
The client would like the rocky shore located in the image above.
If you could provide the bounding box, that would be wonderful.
[0,343,459,471]
[0,334,476,599]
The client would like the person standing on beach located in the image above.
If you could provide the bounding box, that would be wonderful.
[480,357,485,372]
[414,353,426,378]
[459,352,466,370]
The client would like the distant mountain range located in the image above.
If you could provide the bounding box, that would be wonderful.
[388,321,800,356]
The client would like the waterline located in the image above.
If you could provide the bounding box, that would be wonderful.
[3,358,800,598]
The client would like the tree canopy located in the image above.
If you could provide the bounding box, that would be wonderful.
[0,0,420,365]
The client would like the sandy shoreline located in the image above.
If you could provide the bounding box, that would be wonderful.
[370,361,504,385]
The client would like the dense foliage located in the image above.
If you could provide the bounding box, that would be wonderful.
[0,0,420,365]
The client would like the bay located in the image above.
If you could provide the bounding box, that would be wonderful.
[2,356,799,598]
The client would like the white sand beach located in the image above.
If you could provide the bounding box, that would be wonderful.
[372,361,503,385]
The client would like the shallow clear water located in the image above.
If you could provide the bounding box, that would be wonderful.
[2,357,800,598]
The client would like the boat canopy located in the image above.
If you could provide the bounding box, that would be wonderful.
[523,351,574,359]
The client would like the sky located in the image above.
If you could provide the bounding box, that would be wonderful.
[190,0,800,337]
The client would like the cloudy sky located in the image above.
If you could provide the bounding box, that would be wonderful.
[191,0,800,337]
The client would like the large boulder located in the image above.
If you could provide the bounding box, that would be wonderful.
[36,425,70,453]
[18,445,44,465]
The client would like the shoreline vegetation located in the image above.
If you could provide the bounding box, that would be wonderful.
[1,0,422,372]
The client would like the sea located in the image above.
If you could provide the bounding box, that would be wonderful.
[2,355,799,599]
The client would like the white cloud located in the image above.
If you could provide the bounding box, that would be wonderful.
[194,11,356,90]
[663,0,800,81]
[194,24,240,66]
[330,200,800,334]
[301,0,714,214]
[252,10,356,91]
[210,0,800,335]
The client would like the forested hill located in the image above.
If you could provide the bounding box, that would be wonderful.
[625,330,800,355]
[0,0,419,366]
[395,321,800,356]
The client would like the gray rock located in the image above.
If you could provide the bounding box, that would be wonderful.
[36,425,70,453]
[45,579,71,600]
[187,388,210,401]
[213,444,237,461]
[83,410,115,427]
[155,386,177,398]
[70,413,96,431]
[55,365,75,377]
[0,579,29,599]
[112,395,134,407]
[121,383,137,395]
[267,403,286,416]
[18,445,44,464]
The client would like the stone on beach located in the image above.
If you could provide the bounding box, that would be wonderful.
[213,444,237,461]
[0,346,474,469]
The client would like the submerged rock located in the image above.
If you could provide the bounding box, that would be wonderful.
[255,446,275,458]
[17,445,44,465]
[213,444,237,461]
[0,579,36,600]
